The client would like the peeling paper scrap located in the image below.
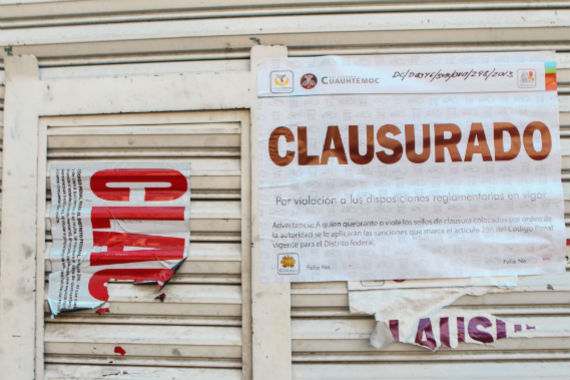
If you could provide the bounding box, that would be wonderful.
[349,285,570,350]
[350,286,504,350]
[95,307,110,315]
[155,293,166,302]
[369,309,567,351]
[47,162,191,315]
[348,275,518,291]
[349,286,502,323]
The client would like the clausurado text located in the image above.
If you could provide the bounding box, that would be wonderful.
[268,122,551,166]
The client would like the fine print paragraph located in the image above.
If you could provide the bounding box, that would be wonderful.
[271,190,554,251]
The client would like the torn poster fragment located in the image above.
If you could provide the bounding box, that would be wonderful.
[114,346,127,356]
[47,162,191,315]
[349,282,570,350]
[376,309,547,351]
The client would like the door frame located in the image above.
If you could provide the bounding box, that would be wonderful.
[0,46,292,380]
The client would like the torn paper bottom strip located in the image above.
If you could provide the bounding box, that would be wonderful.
[349,285,570,351]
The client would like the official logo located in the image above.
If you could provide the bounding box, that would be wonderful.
[300,73,318,90]
[517,69,537,88]
[278,253,299,275]
[271,70,294,93]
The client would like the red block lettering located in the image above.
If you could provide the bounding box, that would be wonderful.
[496,318,507,340]
[91,231,185,266]
[90,168,187,201]
[415,318,437,350]
[389,320,400,342]
[439,317,451,348]
[91,206,185,229]
[457,317,465,343]
[468,316,494,343]
[89,268,175,301]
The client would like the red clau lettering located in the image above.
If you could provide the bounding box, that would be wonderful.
[89,268,174,301]
[415,317,437,350]
[389,320,400,342]
[457,316,465,343]
[90,231,185,266]
[90,169,188,201]
[468,316,494,343]
[91,206,185,229]
[439,317,451,348]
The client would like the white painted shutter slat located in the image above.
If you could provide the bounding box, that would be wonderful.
[46,315,241,326]
[0,1,568,25]
[292,362,569,380]
[45,356,241,368]
[39,60,250,79]
[45,338,241,359]
[45,157,240,172]
[292,351,570,362]
[45,323,242,345]
[44,365,241,380]
[48,134,240,148]
[292,337,570,354]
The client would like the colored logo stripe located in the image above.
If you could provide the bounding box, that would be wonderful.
[544,61,557,91]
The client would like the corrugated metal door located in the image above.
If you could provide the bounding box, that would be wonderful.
[38,111,252,380]
[289,53,570,379]
[0,2,569,379]
[0,77,4,380]
[0,69,4,251]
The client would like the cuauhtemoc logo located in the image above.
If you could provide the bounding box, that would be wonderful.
[278,253,299,275]
[270,70,294,93]
[300,73,318,90]
[517,69,537,88]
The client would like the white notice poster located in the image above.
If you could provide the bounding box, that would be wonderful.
[257,51,564,282]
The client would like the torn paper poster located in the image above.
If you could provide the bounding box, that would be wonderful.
[47,162,190,315]
[369,309,564,351]
[348,283,570,350]
[257,51,565,282]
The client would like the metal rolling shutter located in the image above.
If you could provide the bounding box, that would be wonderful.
[286,5,570,376]
[0,68,4,256]
[0,2,569,379]
[276,7,570,380]
[39,110,251,380]
[276,4,570,379]
[289,55,570,380]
